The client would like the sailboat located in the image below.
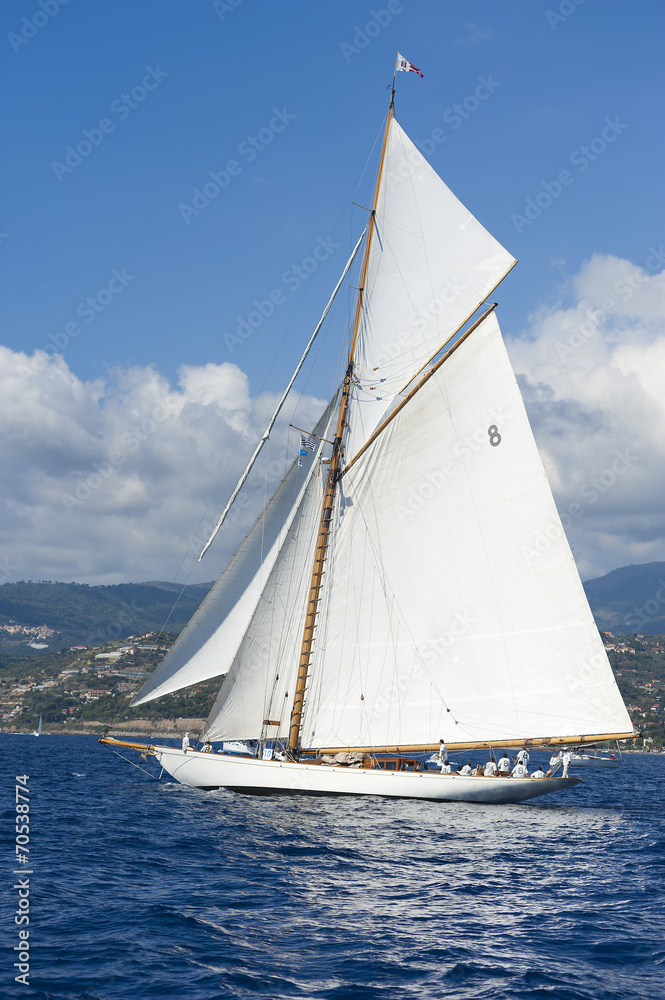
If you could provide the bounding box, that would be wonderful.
[101,62,637,804]
[33,715,42,737]
[549,750,621,769]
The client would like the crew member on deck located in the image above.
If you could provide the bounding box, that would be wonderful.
[201,741,212,752]
[182,732,190,752]
[484,757,498,776]
[497,753,511,776]
[512,759,528,777]
[516,748,530,768]
[437,739,448,765]
[532,765,545,777]
[562,750,572,777]
[459,761,473,775]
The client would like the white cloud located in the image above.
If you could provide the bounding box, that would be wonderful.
[2,251,663,591]
[506,251,665,580]
[0,347,324,585]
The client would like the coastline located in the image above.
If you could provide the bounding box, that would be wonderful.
[0,717,206,738]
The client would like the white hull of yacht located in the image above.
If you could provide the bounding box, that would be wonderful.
[154,747,580,804]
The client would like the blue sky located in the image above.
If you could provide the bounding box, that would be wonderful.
[1,0,664,587]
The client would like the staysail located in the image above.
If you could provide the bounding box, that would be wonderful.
[202,429,331,742]
[132,402,334,705]
[346,119,516,459]
[301,311,632,749]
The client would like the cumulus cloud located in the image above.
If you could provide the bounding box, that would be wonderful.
[1,251,663,591]
[506,251,665,580]
[0,347,324,585]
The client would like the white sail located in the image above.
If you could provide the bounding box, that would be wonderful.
[132,404,333,706]
[346,119,516,459]
[202,444,327,742]
[301,312,632,749]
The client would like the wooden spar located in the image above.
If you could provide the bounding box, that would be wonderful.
[302,731,641,755]
[99,736,155,752]
[342,303,498,479]
[287,85,396,753]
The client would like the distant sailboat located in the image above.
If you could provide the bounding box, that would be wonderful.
[33,715,42,737]
[550,751,621,769]
[102,59,637,803]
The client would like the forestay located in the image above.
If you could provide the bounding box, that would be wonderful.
[301,312,632,750]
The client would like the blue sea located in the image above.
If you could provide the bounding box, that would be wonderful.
[2,735,664,1000]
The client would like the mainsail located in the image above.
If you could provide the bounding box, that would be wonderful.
[301,310,632,749]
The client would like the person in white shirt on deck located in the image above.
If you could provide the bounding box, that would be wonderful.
[512,760,528,778]
[437,739,448,765]
[440,761,452,774]
[182,733,190,752]
[484,757,498,776]
[200,741,213,752]
[516,748,529,768]
[532,766,545,778]
[459,762,473,775]
[497,753,511,776]
[562,750,572,777]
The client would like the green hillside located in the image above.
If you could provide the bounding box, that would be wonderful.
[583,562,665,635]
[0,580,212,653]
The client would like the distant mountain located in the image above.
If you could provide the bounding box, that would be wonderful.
[0,580,213,654]
[1,563,662,659]
[584,562,665,635]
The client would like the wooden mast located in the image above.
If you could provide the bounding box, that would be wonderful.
[287,79,396,753]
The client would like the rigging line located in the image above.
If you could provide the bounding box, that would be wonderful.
[198,224,369,562]
[181,124,383,577]
[342,303,498,478]
[102,744,164,782]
